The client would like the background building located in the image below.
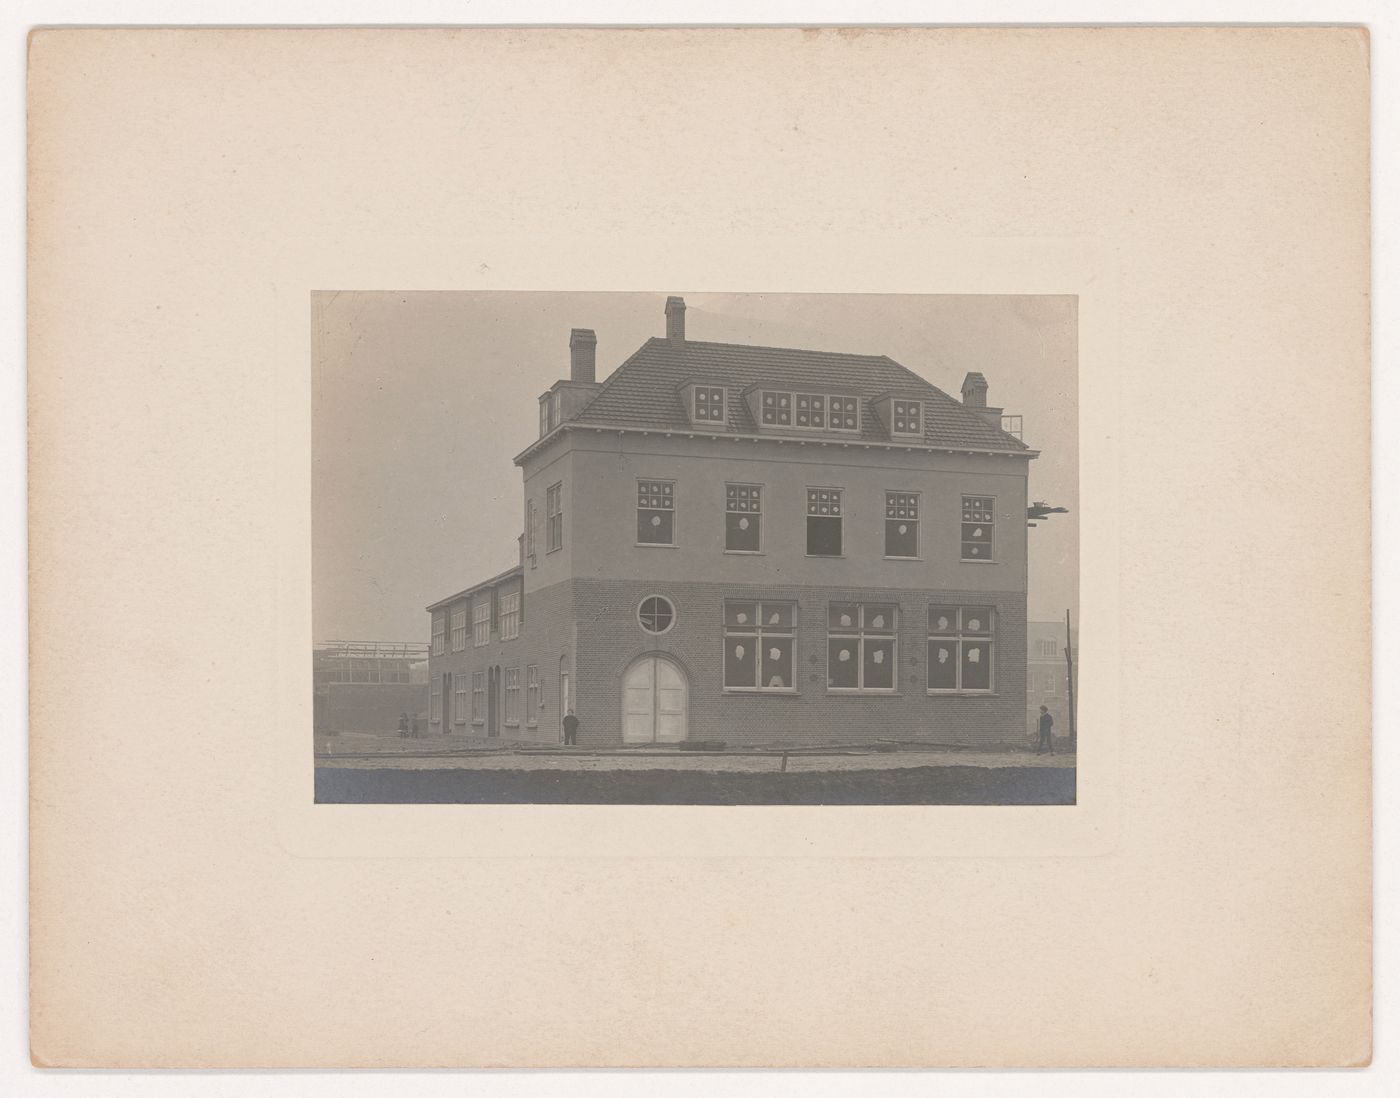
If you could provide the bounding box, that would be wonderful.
[428,297,1039,747]
[313,640,430,734]
[1026,620,1077,744]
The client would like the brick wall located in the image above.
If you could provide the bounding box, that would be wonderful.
[570,577,1026,747]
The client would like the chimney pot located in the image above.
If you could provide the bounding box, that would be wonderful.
[665,296,686,346]
[569,328,597,383]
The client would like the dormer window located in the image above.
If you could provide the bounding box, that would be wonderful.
[693,384,726,423]
[891,399,922,436]
[757,390,860,432]
[538,390,562,438]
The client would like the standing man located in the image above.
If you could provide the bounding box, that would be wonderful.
[1037,705,1055,755]
[562,708,580,747]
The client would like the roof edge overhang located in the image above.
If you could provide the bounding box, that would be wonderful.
[425,564,525,613]
[516,421,1036,464]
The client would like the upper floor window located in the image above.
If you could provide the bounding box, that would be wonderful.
[725,483,762,552]
[499,590,521,641]
[724,600,796,691]
[637,479,676,546]
[827,603,897,692]
[450,606,468,652]
[928,606,994,693]
[472,598,490,647]
[431,612,445,657]
[760,390,792,426]
[806,487,843,557]
[891,399,922,436]
[885,491,919,558]
[693,384,726,423]
[1037,639,1058,658]
[961,496,995,561]
[546,482,563,552]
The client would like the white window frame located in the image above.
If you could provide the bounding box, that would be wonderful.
[926,605,996,695]
[884,490,920,559]
[526,665,540,727]
[890,398,923,437]
[453,674,468,723]
[430,678,442,723]
[758,390,860,432]
[724,483,763,554]
[500,590,521,641]
[636,478,677,547]
[546,482,563,553]
[805,486,844,558]
[723,600,798,693]
[450,605,467,652]
[431,612,445,657]
[471,671,485,725]
[637,594,677,636]
[960,494,996,562]
[826,602,899,694]
[472,598,490,647]
[504,667,521,727]
[692,384,726,424]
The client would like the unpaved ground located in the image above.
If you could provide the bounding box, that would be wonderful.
[315,763,1076,805]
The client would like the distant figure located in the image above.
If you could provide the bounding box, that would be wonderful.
[410,714,420,739]
[562,709,579,747]
[398,712,409,738]
[1037,706,1055,755]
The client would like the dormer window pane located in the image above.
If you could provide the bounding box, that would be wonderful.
[891,399,922,435]
[760,391,792,426]
[693,385,726,423]
[831,396,859,430]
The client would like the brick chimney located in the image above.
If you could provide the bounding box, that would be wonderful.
[665,296,686,346]
[961,371,989,408]
[569,328,597,383]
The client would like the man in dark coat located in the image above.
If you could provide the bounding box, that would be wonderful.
[1037,705,1055,755]
[562,709,580,747]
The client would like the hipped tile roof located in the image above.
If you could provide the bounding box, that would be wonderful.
[568,338,1029,452]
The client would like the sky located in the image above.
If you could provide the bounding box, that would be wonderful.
[313,292,1078,643]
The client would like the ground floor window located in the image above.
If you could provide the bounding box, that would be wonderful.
[471,671,485,724]
[927,605,995,692]
[430,678,442,723]
[504,667,521,725]
[827,602,897,691]
[723,600,796,691]
[453,674,468,723]
[526,665,540,726]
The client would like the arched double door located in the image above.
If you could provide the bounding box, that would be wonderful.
[622,654,689,744]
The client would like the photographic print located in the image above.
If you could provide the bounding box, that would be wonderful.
[313,291,1078,805]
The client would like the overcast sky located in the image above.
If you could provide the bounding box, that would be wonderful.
[313,292,1078,643]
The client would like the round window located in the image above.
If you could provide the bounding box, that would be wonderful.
[638,595,675,635]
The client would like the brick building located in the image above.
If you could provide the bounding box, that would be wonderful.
[426,297,1038,747]
[1026,620,1078,744]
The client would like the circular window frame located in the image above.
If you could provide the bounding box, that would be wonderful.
[636,594,677,636]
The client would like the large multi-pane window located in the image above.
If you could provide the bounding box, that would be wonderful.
[500,590,520,641]
[546,482,563,552]
[760,390,859,431]
[450,606,467,651]
[827,602,897,692]
[759,390,792,426]
[723,600,796,691]
[961,496,995,561]
[526,665,540,727]
[504,668,521,726]
[431,612,445,656]
[430,678,442,723]
[725,483,762,552]
[890,399,923,435]
[927,606,994,692]
[885,491,919,558]
[472,598,490,647]
[453,674,468,723]
[693,385,726,423]
[471,671,485,723]
[806,488,843,556]
[636,479,676,545]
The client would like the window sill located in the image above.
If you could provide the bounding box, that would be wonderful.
[960,558,997,565]
[504,721,521,729]
[805,553,845,559]
[927,690,999,697]
[471,720,485,727]
[526,722,538,729]
[722,688,799,696]
[546,546,562,556]
[634,542,679,549]
[883,555,922,562]
[723,549,764,556]
[826,689,901,697]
